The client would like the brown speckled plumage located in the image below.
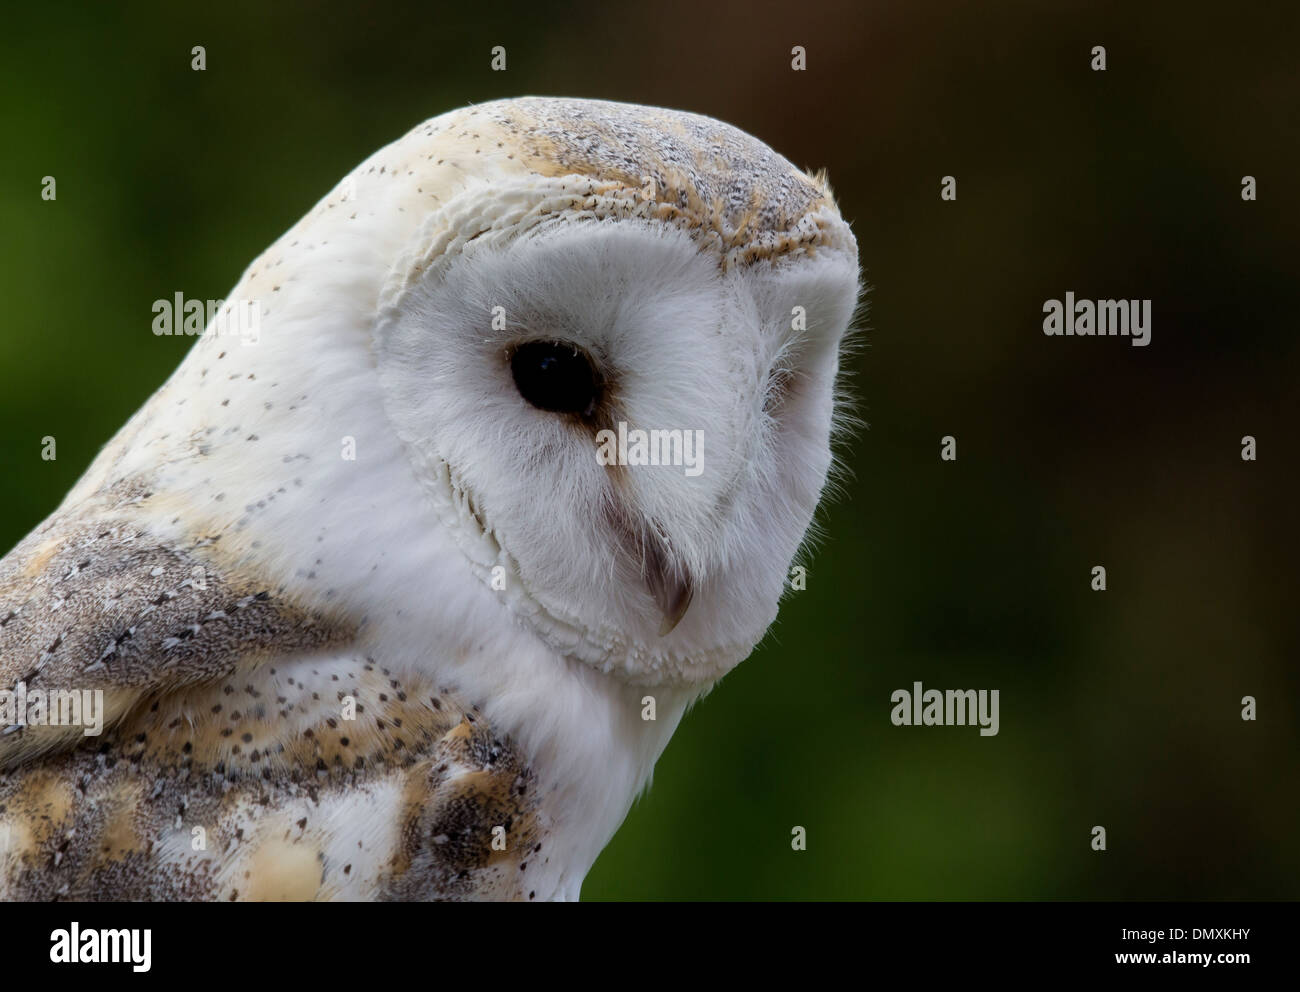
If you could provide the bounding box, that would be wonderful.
[0,479,544,900]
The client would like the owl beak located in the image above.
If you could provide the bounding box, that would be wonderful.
[603,499,694,636]
[644,529,694,637]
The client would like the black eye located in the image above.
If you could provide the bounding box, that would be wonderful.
[509,341,600,416]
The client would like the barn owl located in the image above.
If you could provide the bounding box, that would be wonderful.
[0,97,859,900]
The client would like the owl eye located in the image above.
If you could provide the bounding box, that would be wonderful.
[509,340,600,416]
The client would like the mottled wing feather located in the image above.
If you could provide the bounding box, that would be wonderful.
[0,483,546,900]
[0,479,348,769]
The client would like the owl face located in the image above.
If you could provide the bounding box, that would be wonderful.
[372,101,859,687]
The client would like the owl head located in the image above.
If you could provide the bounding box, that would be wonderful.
[363,98,860,687]
[249,97,860,689]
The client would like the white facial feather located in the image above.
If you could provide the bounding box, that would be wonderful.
[0,97,860,901]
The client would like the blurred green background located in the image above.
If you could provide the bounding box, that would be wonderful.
[1,1,1296,899]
